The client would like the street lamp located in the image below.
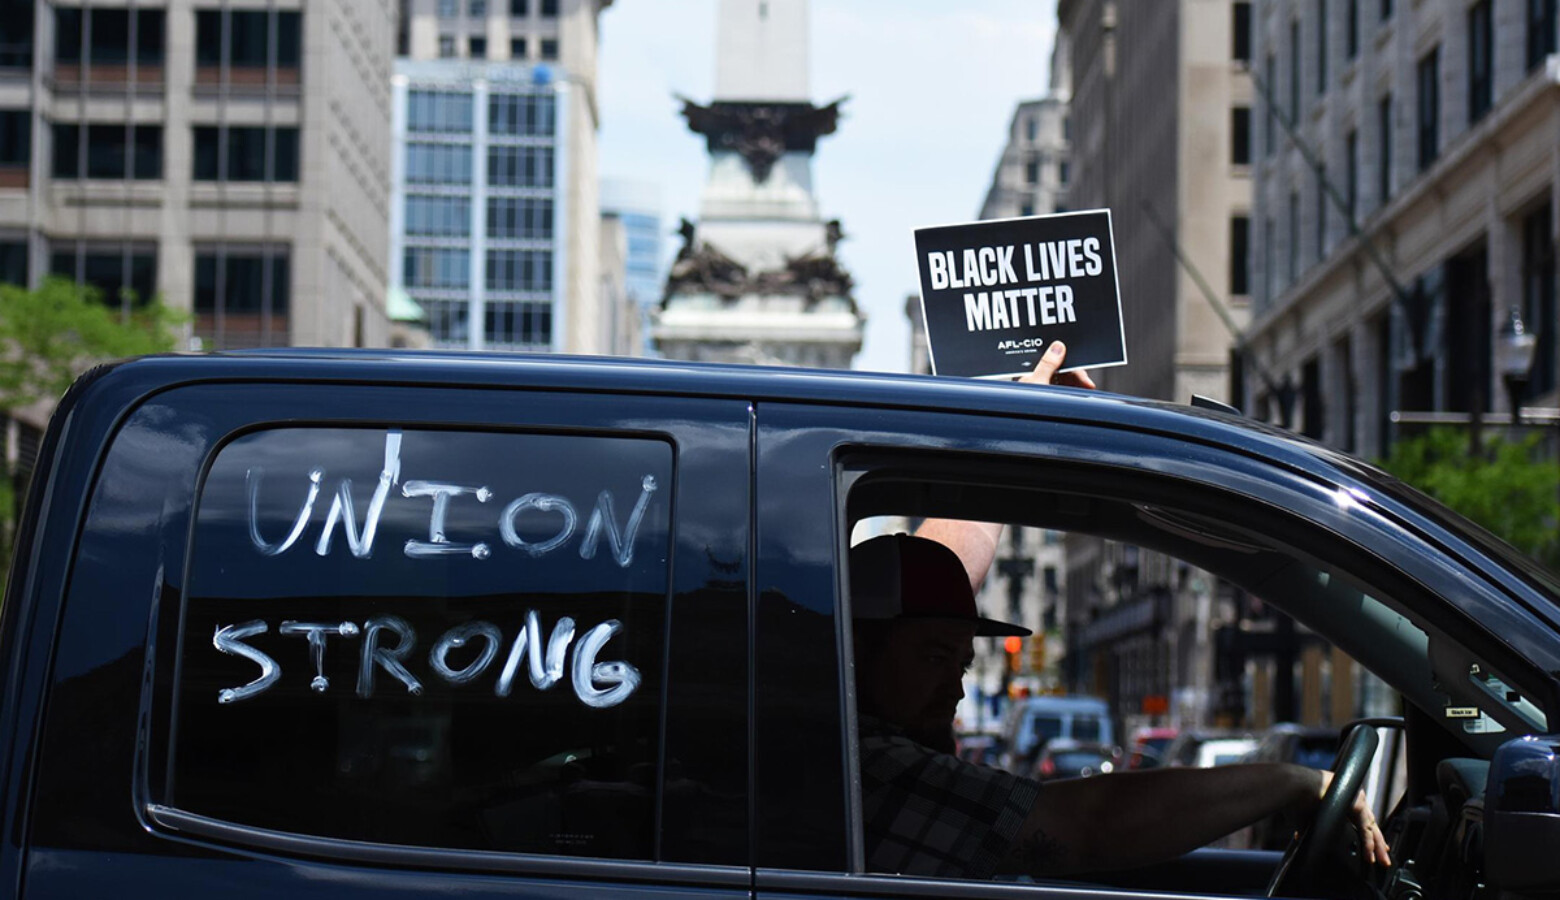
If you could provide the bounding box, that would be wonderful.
[1497,307,1538,427]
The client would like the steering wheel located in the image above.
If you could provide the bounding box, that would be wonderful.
[1265,723,1380,898]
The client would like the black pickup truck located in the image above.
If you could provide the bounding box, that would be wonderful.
[0,351,1556,899]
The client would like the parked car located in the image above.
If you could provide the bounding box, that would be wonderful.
[955,733,1003,767]
[1,352,1557,898]
[1248,723,1343,770]
[997,694,1114,773]
[1125,726,1179,769]
[1240,724,1346,850]
[1162,730,1260,768]
[1031,739,1122,780]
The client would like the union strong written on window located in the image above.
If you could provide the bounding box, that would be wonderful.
[173,426,673,859]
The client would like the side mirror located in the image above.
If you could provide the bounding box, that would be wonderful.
[1484,734,1560,891]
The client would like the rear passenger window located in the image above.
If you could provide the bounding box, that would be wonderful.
[170,427,672,858]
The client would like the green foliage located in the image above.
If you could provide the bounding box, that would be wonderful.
[0,278,184,584]
[0,277,184,410]
[1381,426,1560,570]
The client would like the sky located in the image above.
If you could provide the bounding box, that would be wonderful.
[596,0,1060,373]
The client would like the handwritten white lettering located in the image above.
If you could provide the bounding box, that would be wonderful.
[214,612,640,708]
[279,620,361,692]
[213,621,281,703]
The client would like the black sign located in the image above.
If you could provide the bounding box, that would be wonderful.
[914,210,1127,379]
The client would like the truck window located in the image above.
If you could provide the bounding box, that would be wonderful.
[169,426,673,859]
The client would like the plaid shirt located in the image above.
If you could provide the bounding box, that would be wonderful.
[859,717,1041,879]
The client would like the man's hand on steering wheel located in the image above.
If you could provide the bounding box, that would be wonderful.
[1318,769,1392,866]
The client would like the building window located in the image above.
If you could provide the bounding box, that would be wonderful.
[1289,19,1301,118]
[1529,0,1558,70]
[1263,216,1275,303]
[1416,47,1439,171]
[1024,116,1037,143]
[469,36,487,58]
[53,123,162,180]
[1317,0,1328,94]
[510,37,527,58]
[539,38,559,60]
[49,243,156,309]
[1288,190,1299,284]
[485,249,552,292]
[1316,166,1328,260]
[541,0,559,15]
[403,247,470,289]
[439,35,457,57]
[510,0,529,15]
[1234,2,1252,62]
[0,2,33,68]
[489,92,555,136]
[469,0,486,16]
[194,10,301,78]
[1347,0,1358,59]
[1020,201,1034,217]
[438,0,458,17]
[193,247,290,349]
[0,241,26,286]
[1058,160,1070,185]
[1378,94,1392,205]
[1468,0,1493,124]
[1301,356,1324,439]
[1062,115,1071,140]
[1232,106,1251,165]
[192,126,300,182]
[405,195,472,237]
[406,143,473,184]
[408,90,475,133]
[1231,215,1250,296]
[487,145,554,187]
[1265,53,1277,154]
[55,7,165,68]
[1381,0,1392,20]
[1024,158,1039,184]
[0,110,28,168]
[1345,129,1357,222]
[1523,203,1557,395]
[484,301,553,347]
[486,197,554,240]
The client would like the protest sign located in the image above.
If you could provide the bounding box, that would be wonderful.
[913,209,1126,379]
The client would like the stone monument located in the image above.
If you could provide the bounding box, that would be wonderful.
[651,0,864,369]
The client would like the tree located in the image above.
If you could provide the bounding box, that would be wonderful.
[0,277,184,577]
[1380,426,1560,571]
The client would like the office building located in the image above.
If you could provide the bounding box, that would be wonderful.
[1055,0,1266,735]
[1247,0,1558,457]
[0,0,395,352]
[601,176,663,356]
[393,0,612,353]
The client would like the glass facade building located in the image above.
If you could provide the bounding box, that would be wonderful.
[391,60,568,351]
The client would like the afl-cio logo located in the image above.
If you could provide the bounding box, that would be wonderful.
[996,338,1047,351]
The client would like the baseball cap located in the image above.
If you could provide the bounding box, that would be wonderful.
[849,533,1031,637]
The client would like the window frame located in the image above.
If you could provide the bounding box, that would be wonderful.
[119,383,752,881]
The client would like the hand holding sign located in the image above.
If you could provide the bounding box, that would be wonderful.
[1024,340,1096,389]
[914,210,1127,379]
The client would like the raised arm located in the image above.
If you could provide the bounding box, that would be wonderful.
[914,341,1095,592]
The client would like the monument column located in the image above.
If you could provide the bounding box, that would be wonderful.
[651,0,864,369]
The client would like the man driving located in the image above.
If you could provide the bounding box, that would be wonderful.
[847,341,1390,881]
[849,532,1391,880]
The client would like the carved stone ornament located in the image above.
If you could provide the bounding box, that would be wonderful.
[678,97,846,183]
[664,228,855,309]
